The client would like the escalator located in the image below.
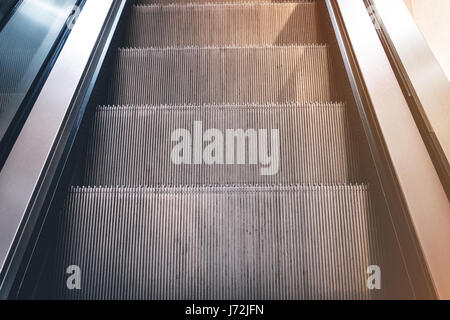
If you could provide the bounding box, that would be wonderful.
[1,0,448,300]
[49,0,393,300]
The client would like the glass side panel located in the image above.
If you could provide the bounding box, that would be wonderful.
[0,0,79,154]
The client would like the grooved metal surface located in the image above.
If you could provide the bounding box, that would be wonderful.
[84,104,360,186]
[47,0,391,300]
[125,3,323,47]
[135,0,311,4]
[135,0,312,4]
[0,50,34,92]
[54,185,381,300]
[107,46,339,105]
[0,94,19,114]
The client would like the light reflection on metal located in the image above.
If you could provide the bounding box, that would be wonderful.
[0,0,114,297]
[372,0,450,197]
[335,0,450,299]
[0,0,79,154]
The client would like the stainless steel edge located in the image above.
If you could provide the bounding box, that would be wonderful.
[371,0,450,196]
[332,0,450,299]
[0,0,114,292]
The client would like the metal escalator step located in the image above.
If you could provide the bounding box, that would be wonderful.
[0,93,25,118]
[107,46,339,105]
[0,94,14,114]
[125,3,323,47]
[84,104,360,186]
[135,0,313,4]
[0,49,35,93]
[54,185,381,300]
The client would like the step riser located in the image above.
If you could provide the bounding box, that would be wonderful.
[126,3,323,47]
[84,105,360,186]
[108,47,339,105]
[54,186,381,300]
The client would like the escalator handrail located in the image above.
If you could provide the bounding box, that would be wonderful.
[0,0,124,299]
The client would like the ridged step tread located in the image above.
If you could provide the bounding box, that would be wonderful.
[53,185,381,300]
[108,46,339,105]
[0,50,35,92]
[135,0,313,4]
[84,104,360,186]
[0,93,22,115]
[125,3,324,47]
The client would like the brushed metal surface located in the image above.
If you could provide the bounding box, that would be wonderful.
[372,0,450,193]
[125,2,324,47]
[108,46,339,105]
[29,0,420,299]
[136,0,308,3]
[336,0,450,299]
[54,185,381,300]
[0,0,114,290]
[84,104,361,185]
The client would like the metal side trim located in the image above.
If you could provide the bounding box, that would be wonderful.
[371,0,450,198]
[0,0,115,298]
[328,0,450,299]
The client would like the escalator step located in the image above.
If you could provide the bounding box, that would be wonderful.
[125,3,323,47]
[135,0,313,4]
[0,94,12,113]
[84,104,360,186]
[0,50,35,92]
[0,93,21,115]
[107,46,339,105]
[54,185,381,300]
